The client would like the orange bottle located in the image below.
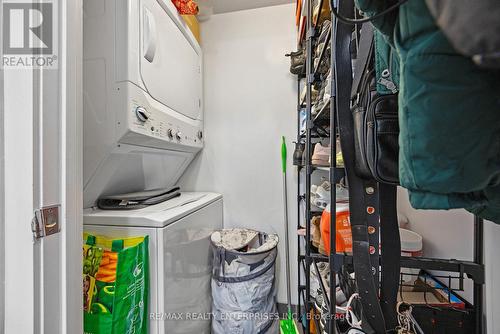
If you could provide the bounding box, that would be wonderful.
[320,203,352,254]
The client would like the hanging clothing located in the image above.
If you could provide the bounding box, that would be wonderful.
[425,0,500,69]
[355,0,500,223]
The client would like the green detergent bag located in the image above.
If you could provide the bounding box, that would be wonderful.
[83,234,149,334]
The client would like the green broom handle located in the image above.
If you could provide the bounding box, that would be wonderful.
[281,136,292,312]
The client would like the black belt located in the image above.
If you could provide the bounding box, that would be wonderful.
[334,1,401,332]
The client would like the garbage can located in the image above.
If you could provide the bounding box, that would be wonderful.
[210,228,279,334]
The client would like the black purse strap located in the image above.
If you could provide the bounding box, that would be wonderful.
[351,23,375,100]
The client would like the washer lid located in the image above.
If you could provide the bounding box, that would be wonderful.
[83,192,222,228]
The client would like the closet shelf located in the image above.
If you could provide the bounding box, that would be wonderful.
[298,252,484,283]
[297,165,345,180]
[299,132,330,139]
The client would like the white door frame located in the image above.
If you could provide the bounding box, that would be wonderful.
[60,0,83,331]
[0,0,4,329]
[1,0,83,332]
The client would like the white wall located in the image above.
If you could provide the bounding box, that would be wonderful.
[484,222,500,334]
[397,188,500,333]
[178,3,298,304]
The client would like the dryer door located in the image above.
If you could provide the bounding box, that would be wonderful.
[139,0,202,121]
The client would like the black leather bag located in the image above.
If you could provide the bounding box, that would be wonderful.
[351,23,399,185]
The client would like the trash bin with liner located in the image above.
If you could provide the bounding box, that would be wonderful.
[210,228,279,334]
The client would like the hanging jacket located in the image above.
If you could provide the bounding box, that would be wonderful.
[425,0,500,69]
[355,0,500,223]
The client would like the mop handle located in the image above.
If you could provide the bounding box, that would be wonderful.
[281,136,292,311]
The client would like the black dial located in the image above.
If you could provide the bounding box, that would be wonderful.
[135,107,148,122]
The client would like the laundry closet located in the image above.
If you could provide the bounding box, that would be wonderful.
[1,0,500,334]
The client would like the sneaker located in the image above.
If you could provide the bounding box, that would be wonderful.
[318,266,331,297]
[310,274,320,300]
[316,261,329,278]
[314,288,324,311]
[315,181,331,198]
[300,85,319,106]
[320,297,329,330]
[313,21,332,75]
[314,45,331,75]
[299,109,307,135]
[336,184,349,203]
[312,143,330,166]
[312,96,328,117]
[336,286,347,305]
[326,136,344,168]
[293,142,305,166]
[311,180,331,208]
[311,263,329,297]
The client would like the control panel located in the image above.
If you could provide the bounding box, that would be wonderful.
[127,100,203,149]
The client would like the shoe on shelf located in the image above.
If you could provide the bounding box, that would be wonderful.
[313,21,332,75]
[320,297,328,330]
[299,108,307,135]
[314,45,331,75]
[317,20,331,46]
[336,286,347,305]
[347,329,366,334]
[312,143,330,166]
[286,48,305,76]
[293,141,305,166]
[314,288,324,311]
[315,181,331,198]
[311,180,331,209]
[330,135,344,167]
[313,85,325,106]
[300,85,319,106]
[310,274,320,300]
[311,216,322,248]
[323,69,332,102]
[312,96,328,117]
[336,183,349,203]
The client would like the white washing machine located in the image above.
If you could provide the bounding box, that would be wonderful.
[84,193,222,334]
[83,0,221,333]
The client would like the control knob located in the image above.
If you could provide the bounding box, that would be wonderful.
[135,106,148,122]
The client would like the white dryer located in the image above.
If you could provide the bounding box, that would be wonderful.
[83,0,203,208]
[84,193,222,334]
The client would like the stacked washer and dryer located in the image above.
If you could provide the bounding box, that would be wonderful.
[83,0,221,333]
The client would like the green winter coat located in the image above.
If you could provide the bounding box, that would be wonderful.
[355,0,500,223]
